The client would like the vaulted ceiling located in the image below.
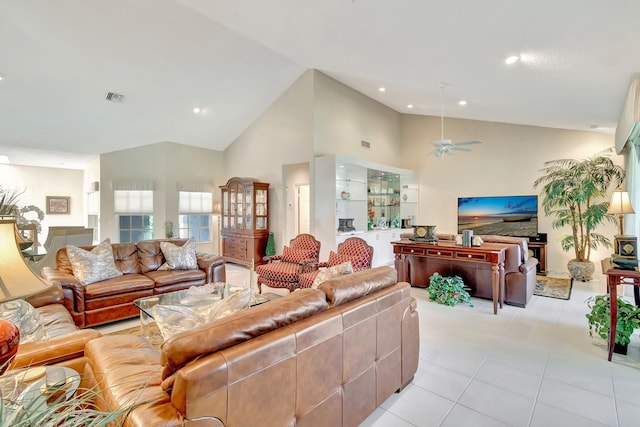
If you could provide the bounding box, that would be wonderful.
[1,0,639,169]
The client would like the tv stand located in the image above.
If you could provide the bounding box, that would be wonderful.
[528,241,547,275]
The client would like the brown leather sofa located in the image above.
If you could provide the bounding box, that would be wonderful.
[400,232,538,307]
[41,239,226,328]
[83,266,419,427]
[10,283,101,374]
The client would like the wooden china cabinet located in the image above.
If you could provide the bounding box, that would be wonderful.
[220,177,270,267]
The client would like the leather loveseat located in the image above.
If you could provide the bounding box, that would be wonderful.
[9,283,101,374]
[41,239,226,328]
[83,266,419,427]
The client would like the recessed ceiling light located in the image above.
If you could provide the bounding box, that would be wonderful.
[0,75,4,81]
[193,107,201,114]
[0,155,10,164]
[505,55,520,65]
[407,104,414,109]
[458,100,467,106]
[378,87,386,92]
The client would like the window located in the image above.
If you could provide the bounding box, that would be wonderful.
[178,191,212,242]
[114,190,154,243]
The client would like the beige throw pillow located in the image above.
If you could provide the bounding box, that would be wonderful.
[66,238,123,285]
[159,239,198,270]
[311,261,353,288]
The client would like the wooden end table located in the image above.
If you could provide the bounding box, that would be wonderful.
[604,268,640,361]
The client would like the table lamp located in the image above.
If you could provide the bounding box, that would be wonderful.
[0,216,51,373]
[607,188,637,259]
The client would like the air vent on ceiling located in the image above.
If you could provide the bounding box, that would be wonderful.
[105,92,125,103]
[361,140,371,149]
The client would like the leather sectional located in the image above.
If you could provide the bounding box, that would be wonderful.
[83,266,420,427]
[41,238,226,328]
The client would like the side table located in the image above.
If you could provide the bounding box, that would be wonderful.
[1,366,80,423]
[605,268,640,361]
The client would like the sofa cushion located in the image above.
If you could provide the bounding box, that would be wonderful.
[159,238,197,270]
[312,261,353,288]
[66,238,123,285]
[318,266,398,307]
[143,269,206,287]
[137,239,189,274]
[83,274,155,299]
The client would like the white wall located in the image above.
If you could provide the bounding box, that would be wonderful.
[224,70,315,251]
[99,142,224,253]
[0,164,85,244]
[400,114,621,276]
[313,71,402,168]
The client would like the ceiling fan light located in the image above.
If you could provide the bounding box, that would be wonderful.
[505,55,520,65]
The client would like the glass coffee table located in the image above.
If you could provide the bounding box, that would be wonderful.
[133,284,281,343]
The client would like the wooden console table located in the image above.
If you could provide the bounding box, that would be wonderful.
[605,268,640,361]
[392,239,507,314]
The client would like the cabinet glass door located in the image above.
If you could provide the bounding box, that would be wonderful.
[256,188,267,230]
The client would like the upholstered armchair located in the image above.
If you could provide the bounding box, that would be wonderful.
[255,234,321,293]
[298,237,373,289]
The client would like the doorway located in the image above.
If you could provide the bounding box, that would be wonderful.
[296,184,310,235]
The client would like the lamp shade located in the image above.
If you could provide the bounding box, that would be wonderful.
[213,202,222,215]
[607,189,635,215]
[0,216,51,302]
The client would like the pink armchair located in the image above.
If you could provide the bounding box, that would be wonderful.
[256,234,321,293]
[298,237,373,289]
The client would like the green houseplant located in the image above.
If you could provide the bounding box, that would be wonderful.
[427,273,473,307]
[533,154,625,281]
[586,294,640,354]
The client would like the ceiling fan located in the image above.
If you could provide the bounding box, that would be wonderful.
[431,83,482,158]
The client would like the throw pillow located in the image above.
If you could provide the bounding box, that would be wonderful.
[311,261,353,288]
[0,300,49,344]
[66,238,123,285]
[159,239,198,270]
[281,246,314,263]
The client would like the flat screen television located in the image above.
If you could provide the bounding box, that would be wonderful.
[457,195,538,238]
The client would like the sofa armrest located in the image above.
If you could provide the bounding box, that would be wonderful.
[25,282,64,308]
[196,253,226,284]
[520,257,538,274]
[10,328,102,369]
[41,267,86,314]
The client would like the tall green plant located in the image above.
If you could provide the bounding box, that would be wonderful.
[533,154,625,262]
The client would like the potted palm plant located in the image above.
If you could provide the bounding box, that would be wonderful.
[533,154,625,281]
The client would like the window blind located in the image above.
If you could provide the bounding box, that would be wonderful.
[179,191,213,214]
[114,190,153,213]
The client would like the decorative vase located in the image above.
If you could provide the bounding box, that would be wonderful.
[0,319,20,374]
[567,260,595,282]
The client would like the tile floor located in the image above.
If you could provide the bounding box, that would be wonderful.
[96,265,640,427]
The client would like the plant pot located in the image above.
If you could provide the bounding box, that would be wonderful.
[614,342,628,355]
[567,259,595,282]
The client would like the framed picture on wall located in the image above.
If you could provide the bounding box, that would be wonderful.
[46,196,70,214]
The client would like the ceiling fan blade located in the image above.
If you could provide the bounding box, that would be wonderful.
[455,140,483,146]
[452,146,473,152]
